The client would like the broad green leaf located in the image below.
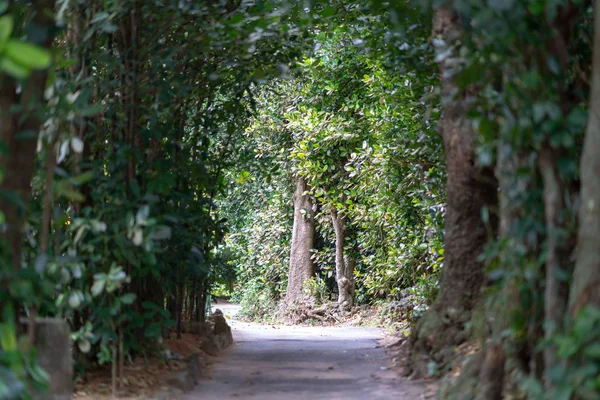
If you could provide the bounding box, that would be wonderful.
[71,137,84,153]
[0,15,13,51]
[4,39,51,69]
[0,56,30,79]
[90,278,105,297]
[78,338,91,353]
[69,171,94,185]
[90,11,109,24]
[0,323,17,351]
[120,293,137,305]
[583,343,600,360]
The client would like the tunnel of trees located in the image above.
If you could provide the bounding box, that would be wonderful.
[0,0,599,399]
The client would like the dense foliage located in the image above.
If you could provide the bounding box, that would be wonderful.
[1,0,599,399]
[227,26,445,318]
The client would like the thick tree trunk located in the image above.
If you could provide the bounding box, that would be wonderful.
[284,177,316,305]
[411,3,498,374]
[570,0,600,318]
[331,208,354,311]
[491,145,543,377]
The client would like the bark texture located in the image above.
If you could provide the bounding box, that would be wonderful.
[539,145,571,370]
[570,0,600,318]
[410,3,498,374]
[331,208,355,311]
[284,177,316,305]
[0,0,55,272]
[476,344,505,400]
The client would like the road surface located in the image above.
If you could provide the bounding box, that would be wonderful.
[183,303,424,400]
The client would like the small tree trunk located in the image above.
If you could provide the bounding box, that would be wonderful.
[331,208,354,311]
[198,282,208,322]
[570,0,600,318]
[176,282,184,339]
[284,177,316,305]
[539,145,572,370]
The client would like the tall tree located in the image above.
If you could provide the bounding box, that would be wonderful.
[0,0,55,272]
[410,3,498,372]
[330,207,354,311]
[284,177,317,305]
[570,0,600,318]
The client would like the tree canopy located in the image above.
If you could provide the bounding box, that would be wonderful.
[0,0,599,399]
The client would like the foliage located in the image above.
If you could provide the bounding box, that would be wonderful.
[228,19,444,318]
[521,306,600,400]
[1,1,599,399]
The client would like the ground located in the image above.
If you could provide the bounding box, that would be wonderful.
[74,302,429,399]
[182,303,426,400]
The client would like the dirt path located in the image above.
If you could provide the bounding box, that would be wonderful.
[183,304,424,400]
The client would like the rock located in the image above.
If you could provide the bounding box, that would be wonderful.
[180,321,191,333]
[161,326,171,339]
[166,354,202,392]
[213,309,224,317]
[21,318,72,400]
[213,313,233,349]
[199,334,221,356]
[189,321,212,336]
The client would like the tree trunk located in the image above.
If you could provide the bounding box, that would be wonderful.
[411,3,498,374]
[331,208,354,311]
[539,145,572,370]
[284,177,316,305]
[199,287,208,323]
[0,0,56,272]
[176,281,184,339]
[570,0,600,318]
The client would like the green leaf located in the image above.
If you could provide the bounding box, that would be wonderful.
[320,6,336,17]
[583,343,600,360]
[120,293,137,305]
[4,39,51,69]
[0,15,13,51]
[69,171,94,185]
[0,323,17,351]
[77,338,91,353]
[91,11,109,24]
[144,323,161,339]
[91,278,106,297]
[26,363,49,385]
[0,56,30,79]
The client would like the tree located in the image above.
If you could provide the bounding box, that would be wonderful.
[410,3,498,372]
[284,177,317,305]
[570,0,600,319]
[0,0,55,273]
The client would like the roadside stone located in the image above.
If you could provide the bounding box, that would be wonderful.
[199,334,221,356]
[189,321,213,336]
[22,318,72,400]
[180,321,191,333]
[212,309,233,349]
[166,354,202,392]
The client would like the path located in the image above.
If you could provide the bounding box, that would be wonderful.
[183,303,424,400]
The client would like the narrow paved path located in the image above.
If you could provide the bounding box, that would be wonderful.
[184,304,424,400]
